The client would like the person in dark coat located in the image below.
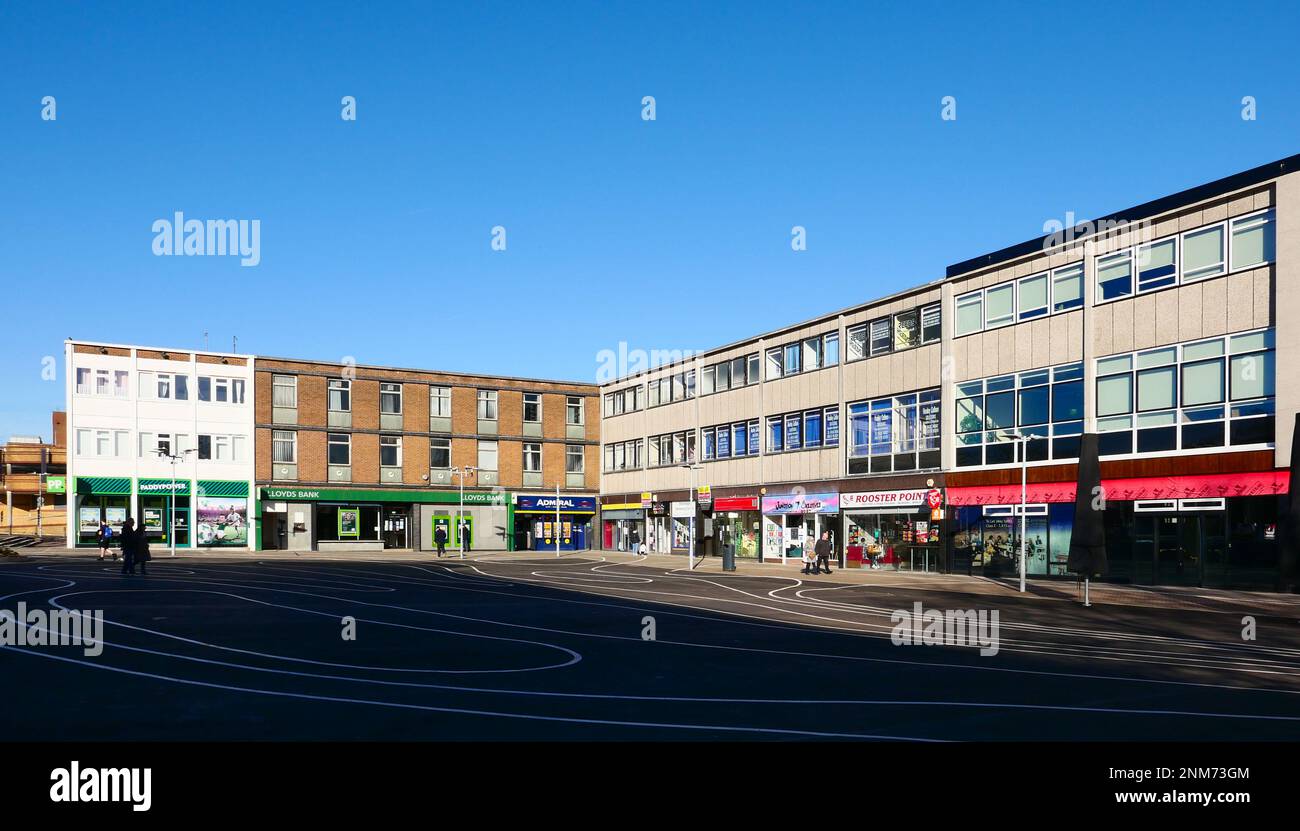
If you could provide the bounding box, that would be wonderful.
[120,519,137,575]
[136,526,152,575]
[434,523,448,557]
[458,519,471,552]
[814,531,834,575]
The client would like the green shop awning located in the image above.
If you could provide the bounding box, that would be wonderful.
[75,476,132,496]
[259,486,504,506]
[199,480,250,498]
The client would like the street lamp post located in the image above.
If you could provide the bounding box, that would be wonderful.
[450,465,477,559]
[156,448,196,557]
[680,463,702,571]
[1004,431,1042,593]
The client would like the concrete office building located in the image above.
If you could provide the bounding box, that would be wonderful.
[64,341,257,550]
[253,356,600,553]
[599,154,1296,590]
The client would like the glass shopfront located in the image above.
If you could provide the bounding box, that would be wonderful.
[761,492,838,562]
[952,504,1070,578]
[711,497,761,559]
[602,507,645,552]
[840,489,942,570]
[74,477,133,547]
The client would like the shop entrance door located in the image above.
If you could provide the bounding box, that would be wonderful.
[382,508,409,549]
[1136,506,1227,587]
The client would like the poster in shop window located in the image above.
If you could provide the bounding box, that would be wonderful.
[870,409,892,450]
[825,410,840,445]
[748,421,760,454]
[336,507,360,540]
[105,507,127,534]
[717,428,730,458]
[920,400,941,441]
[78,507,102,535]
[198,497,249,546]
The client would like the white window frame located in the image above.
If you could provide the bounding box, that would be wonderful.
[380,383,403,415]
[431,386,452,418]
[273,374,297,408]
[272,430,297,464]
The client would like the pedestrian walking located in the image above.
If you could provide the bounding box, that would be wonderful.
[97,521,116,562]
[120,519,137,575]
[136,526,152,575]
[434,523,448,557]
[801,538,816,575]
[814,531,834,576]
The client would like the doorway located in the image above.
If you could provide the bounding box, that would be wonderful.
[383,507,409,549]
[1134,502,1227,587]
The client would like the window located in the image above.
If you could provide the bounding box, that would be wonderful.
[766,348,783,379]
[1230,210,1274,271]
[768,417,783,452]
[328,379,351,412]
[824,333,840,366]
[1182,224,1224,282]
[78,428,128,458]
[685,370,696,399]
[1096,331,1274,457]
[431,386,452,418]
[1136,238,1177,292]
[954,365,1082,467]
[197,434,211,460]
[730,356,747,386]
[648,379,662,407]
[784,414,802,450]
[716,360,731,391]
[704,419,759,460]
[196,376,210,401]
[524,443,542,472]
[272,430,296,463]
[748,354,760,384]
[702,428,716,460]
[921,305,941,343]
[327,433,350,465]
[95,370,110,396]
[956,292,983,336]
[477,389,498,420]
[380,435,401,467]
[430,437,451,469]
[1018,274,1048,320]
[672,373,686,401]
[804,409,823,447]
[847,324,867,361]
[523,392,541,422]
[893,310,919,349]
[174,375,189,400]
[701,366,715,396]
[477,441,498,472]
[1051,264,1084,311]
[802,337,821,371]
[273,375,297,408]
[783,343,801,375]
[566,445,584,474]
[869,318,891,356]
[75,368,91,395]
[566,396,583,425]
[380,383,402,415]
[648,431,695,467]
[201,377,245,405]
[984,283,1015,327]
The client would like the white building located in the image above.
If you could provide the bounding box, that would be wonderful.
[65,340,256,551]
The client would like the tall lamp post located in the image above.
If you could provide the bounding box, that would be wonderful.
[680,463,702,571]
[156,448,196,557]
[450,465,477,559]
[1004,430,1042,593]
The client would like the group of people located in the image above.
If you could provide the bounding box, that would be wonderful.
[96,519,152,575]
[801,531,835,575]
[432,519,472,557]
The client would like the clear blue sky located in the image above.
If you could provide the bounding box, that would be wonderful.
[3,0,1298,440]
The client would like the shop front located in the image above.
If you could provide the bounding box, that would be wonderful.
[946,470,1287,588]
[194,480,251,549]
[760,491,839,563]
[73,476,132,548]
[670,500,695,555]
[710,495,761,559]
[514,494,596,551]
[840,488,943,571]
[600,502,645,552]
[137,478,190,549]
[257,486,508,552]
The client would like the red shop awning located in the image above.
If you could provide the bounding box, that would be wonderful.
[714,497,759,511]
[946,470,1290,506]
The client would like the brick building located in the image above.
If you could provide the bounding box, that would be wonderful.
[253,356,599,552]
[0,411,67,540]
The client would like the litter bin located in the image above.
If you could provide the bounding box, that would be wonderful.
[722,545,737,572]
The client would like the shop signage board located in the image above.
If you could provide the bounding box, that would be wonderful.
[762,492,839,514]
[259,487,506,505]
[641,492,653,508]
[670,501,695,518]
[945,471,1290,506]
[515,495,597,513]
[714,496,759,511]
[696,485,712,507]
[927,488,943,509]
[839,489,930,510]
[138,478,191,496]
[44,475,66,494]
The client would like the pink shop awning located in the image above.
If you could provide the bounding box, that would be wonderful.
[945,470,1290,506]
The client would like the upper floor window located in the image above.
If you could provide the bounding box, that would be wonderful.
[327,379,350,412]
[75,368,130,397]
[272,375,297,408]
[272,430,296,463]
[477,440,499,472]
[430,437,451,469]
[849,305,940,358]
[75,428,129,458]
[525,392,542,422]
[430,386,451,418]
[767,332,840,376]
[646,370,695,407]
[702,419,761,461]
[380,383,402,415]
[327,432,351,465]
[524,443,542,472]
[647,430,696,467]
[848,391,940,474]
[1095,330,1275,457]
[701,353,760,395]
[566,444,585,474]
[379,435,402,467]
[957,264,1082,337]
[477,389,498,420]
[955,365,1083,467]
[603,439,643,472]
[566,396,584,425]
[198,376,245,404]
[139,371,190,401]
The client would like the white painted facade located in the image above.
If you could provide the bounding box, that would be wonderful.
[64,340,257,550]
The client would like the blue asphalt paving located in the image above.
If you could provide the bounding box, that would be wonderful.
[2,553,1299,741]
